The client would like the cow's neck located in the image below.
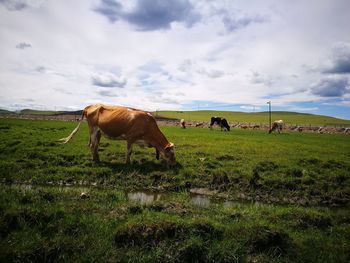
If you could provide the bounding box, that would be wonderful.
[148,132,169,152]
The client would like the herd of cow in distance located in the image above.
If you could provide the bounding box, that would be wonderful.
[59,104,349,166]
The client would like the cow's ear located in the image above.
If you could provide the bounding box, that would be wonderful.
[165,142,174,152]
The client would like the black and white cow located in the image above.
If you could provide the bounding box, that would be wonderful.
[209,117,230,131]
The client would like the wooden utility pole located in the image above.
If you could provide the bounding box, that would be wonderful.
[267,101,271,130]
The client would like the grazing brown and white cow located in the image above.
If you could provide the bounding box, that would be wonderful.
[268,120,284,134]
[296,126,303,133]
[58,104,176,166]
[180,119,186,129]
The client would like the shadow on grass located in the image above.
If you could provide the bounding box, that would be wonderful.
[94,160,183,175]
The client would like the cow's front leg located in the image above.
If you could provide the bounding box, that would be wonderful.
[126,141,133,164]
[155,148,160,160]
[87,124,93,147]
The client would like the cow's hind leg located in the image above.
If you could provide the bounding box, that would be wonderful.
[87,121,94,147]
[90,127,101,162]
[126,141,133,164]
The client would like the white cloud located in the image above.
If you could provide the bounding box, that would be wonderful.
[0,0,350,118]
[311,76,349,97]
[92,72,127,88]
[15,42,31,49]
[0,0,45,11]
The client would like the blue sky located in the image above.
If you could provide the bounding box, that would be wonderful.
[0,0,350,119]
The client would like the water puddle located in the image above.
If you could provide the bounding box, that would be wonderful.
[126,189,239,208]
[127,191,162,205]
[189,193,239,208]
[6,184,250,208]
[190,194,211,207]
[4,183,347,211]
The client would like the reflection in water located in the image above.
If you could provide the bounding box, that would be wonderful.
[223,200,235,208]
[7,184,246,209]
[190,194,211,207]
[126,191,237,208]
[127,191,162,205]
[190,195,236,208]
[5,184,345,211]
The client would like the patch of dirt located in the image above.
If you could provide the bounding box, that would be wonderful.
[248,226,293,255]
[253,161,279,173]
[280,212,332,229]
[298,158,321,166]
[211,174,230,190]
[322,160,346,169]
[114,219,223,248]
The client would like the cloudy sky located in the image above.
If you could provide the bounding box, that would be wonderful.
[1,0,350,119]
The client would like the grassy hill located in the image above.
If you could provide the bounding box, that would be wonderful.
[0,109,15,115]
[154,110,350,126]
[2,108,350,127]
[19,109,63,115]
[18,109,82,116]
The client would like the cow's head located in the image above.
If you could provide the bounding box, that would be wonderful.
[269,123,277,133]
[162,142,176,166]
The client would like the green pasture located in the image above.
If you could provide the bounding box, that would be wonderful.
[0,118,349,204]
[0,118,349,262]
[155,110,350,126]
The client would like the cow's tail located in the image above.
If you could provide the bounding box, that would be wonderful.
[57,110,85,144]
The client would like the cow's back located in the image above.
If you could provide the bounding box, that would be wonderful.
[86,105,157,139]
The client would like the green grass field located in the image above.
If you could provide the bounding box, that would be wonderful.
[0,118,349,262]
[155,110,350,126]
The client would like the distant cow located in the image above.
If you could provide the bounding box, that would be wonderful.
[180,119,186,129]
[58,104,176,166]
[268,120,284,134]
[209,117,230,131]
[293,126,303,132]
